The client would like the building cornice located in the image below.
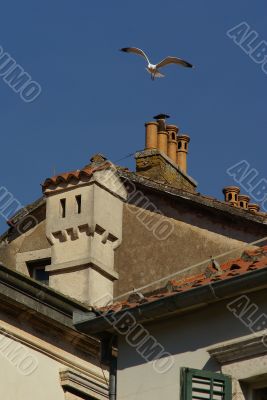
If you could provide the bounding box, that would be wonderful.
[208,332,267,364]
[46,256,119,280]
[60,369,109,400]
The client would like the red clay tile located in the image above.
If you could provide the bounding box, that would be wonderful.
[42,162,112,191]
[99,245,267,313]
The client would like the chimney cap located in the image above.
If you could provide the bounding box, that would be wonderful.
[145,121,158,126]
[222,186,240,195]
[166,124,179,133]
[238,194,250,202]
[153,114,170,120]
[177,134,190,142]
[248,203,260,212]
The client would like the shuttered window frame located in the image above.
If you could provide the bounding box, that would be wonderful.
[181,367,232,400]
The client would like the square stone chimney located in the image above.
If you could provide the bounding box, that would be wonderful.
[42,156,127,306]
[135,114,197,193]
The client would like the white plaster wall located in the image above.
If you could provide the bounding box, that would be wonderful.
[0,316,108,400]
[118,348,210,400]
[0,332,65,400]
[49,267,114,305]
[46,184,93,236]
[49,267,90,303]
[46,177,125,269]
[117,291,267,400]
[92,183,124,242]
[88,268,113,306]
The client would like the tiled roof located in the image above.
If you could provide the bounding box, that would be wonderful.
[7,196,45,227]
[118,170,267,221]
[0,156,265,244]
[41,153,265,220]
[42,161,112,191]
[101,245,267,312]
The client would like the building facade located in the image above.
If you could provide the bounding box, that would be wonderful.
[0,113,266,399]
[0,263,109,400]
[75,247,267,400]
[0,114,266,302]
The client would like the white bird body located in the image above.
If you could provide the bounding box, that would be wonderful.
[146,63,165,78]
[121,47,193,80]
[148,63,156,71]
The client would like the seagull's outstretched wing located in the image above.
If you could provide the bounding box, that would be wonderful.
[120,47,150,64]
[156,56,193,69]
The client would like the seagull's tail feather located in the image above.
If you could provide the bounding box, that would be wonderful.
[154,70,165,78]
[145,68,165,79]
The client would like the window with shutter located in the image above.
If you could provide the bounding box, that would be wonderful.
[181,368,232,400]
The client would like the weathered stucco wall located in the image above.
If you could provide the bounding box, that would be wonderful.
[0,234,25,269]
[117,290,267,400]
[0,202,49,270]
[114,199,267,297]
[0,221,50,269]
[1,178,267,306]
[19,220,50,252]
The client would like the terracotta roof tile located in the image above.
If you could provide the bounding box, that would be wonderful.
[100,245,267,312]
[42,162,112,191]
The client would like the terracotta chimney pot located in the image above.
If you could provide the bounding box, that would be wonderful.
[145,121,159,150]
[222,186,240,207]
[248,203,260,213]
[157,130,168,154]
[238,194,250,210]
[166,125,179,164]
[176,134,190,174]
[154,114,169,132]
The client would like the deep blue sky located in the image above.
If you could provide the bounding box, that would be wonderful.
[0,0,266,233]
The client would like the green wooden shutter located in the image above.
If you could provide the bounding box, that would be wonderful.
[181,368,232,400]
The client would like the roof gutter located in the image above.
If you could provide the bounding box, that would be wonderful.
[73,267,267,335]
[0,263,90,319]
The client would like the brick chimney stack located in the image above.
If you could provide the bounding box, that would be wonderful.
[135,114,197,193]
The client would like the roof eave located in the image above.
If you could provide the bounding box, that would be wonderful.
[74,266,267,335]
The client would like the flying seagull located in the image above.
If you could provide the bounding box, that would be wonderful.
[120,47,193,80]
